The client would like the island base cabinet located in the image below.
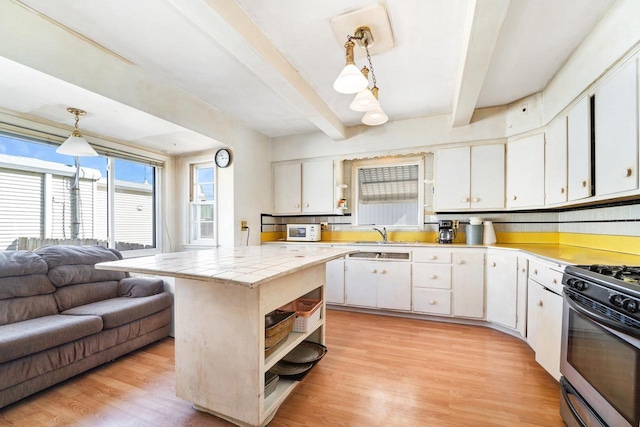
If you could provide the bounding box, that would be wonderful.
[174,264,327,427]
[413,288,451,315]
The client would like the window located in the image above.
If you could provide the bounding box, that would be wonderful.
[0,133,160,252]
[353,157,424,227]
[189,163,215,243]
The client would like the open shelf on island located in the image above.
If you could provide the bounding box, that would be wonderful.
[264,318,324,371]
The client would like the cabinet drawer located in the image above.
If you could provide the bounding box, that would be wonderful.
[529,260,564,294]
[413,249,452,264]
[413,264,451,289]
[413,288,451,315]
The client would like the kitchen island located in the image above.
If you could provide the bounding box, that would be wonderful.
[96,245,354,427]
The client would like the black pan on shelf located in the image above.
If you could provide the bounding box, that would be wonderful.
[282,341,327,364]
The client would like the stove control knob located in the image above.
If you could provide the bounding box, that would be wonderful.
[623,299,638,313]
[568,279,587,291]
[610,294,625,307]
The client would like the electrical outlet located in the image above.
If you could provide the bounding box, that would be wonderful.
[320,222,328,230]
[240,220,248,231]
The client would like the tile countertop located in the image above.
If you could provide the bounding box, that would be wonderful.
[262,241,640,266]
[95,246,355,288]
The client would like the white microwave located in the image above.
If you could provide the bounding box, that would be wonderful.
[286,224,321,241]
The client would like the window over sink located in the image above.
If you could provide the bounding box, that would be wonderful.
[352,156,425,228]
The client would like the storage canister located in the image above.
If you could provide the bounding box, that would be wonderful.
[466,224,483,245]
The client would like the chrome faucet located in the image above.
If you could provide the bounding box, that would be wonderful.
[373,227,387,243]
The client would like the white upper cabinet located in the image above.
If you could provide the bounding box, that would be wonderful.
[435,144,504,211]
[595,60,639,196]
[274,163,302,214]
[567,96,592,201]
[545,117,568,205]
[506,133,545,208]
[274,160,335,215]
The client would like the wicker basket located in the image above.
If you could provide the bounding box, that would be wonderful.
[265,310,295,349]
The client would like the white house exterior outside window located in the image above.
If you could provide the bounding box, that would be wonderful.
[0,134,159,252]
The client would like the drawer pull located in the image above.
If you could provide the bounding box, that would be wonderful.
[472,197,480,203]
[371,269,377,274]
[456,260,464,265]
[537,300,543,307]
[429,274,437,279]
[429,255,437,260]
[429,299,436,305]
[553,278,558,284]
[380,270,387,274]
[534,269,538,275]
[461,197,469,203]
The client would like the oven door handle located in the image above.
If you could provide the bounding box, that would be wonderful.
[564,290,639,337]
[560,378,606,427]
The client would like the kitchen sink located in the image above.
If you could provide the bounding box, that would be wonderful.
[353,241,409,245]
[348,251,411,260]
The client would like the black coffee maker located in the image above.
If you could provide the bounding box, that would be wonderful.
[438,220,456,244]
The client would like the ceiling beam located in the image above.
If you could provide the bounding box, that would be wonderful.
[168,0,347,140]
[451,0,510,127]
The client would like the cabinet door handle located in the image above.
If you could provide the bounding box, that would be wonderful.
[295,203,300,208]
[472,197,480,203]
[533,269,538,275]
[429,274,437,279]
[491,262,496,267]
[553,278,558,284]
[305,203,310,208]
[371,269,377,274]
[461,197,469,203]
[456,259,464,265]
[521,268,526,273]
[582,180,587,188]
[428,299,436,305]
[537,300,543,307]
[625,168,633,177]
[380,270,387,274]
[560,187,565,194]
[512,195,517,201]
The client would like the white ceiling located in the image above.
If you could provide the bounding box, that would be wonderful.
[1,0,614,154]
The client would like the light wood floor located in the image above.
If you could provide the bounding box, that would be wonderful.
[0,310,564,426]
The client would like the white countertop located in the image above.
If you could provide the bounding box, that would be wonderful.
[95,246,354,288]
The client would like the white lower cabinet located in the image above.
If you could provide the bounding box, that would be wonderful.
[325,258,345,304]
[413,288,451,315]
[345,260,411,310]
[527,260,564,381]
[452,251,485,318]
[486,252,518,329]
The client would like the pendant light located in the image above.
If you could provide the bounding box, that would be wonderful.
[333,40,369,94]
[334,26,387,126]
[349,67,380,112]
[361,87,388,125]
[56,108,98,157]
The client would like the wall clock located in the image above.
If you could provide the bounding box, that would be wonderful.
[215,148,232,168]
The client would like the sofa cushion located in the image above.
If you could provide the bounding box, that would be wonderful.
[118,278,164,298]
[0,294,58,326]
[61,292,172,329]
[35,245,120,269]
[47,265,126,288]
[0,314,103,364]
[53,281,120,312]
[0,274,55,300]
[0,251,47,278]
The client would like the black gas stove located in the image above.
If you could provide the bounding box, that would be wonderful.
[563,264,640,334]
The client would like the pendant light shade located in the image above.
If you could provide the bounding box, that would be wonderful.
[349,67,379,111]
[362,107,388,126]
[333,40,368,94]
[57,108,98,157]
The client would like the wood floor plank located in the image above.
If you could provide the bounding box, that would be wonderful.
[0,310,563,426]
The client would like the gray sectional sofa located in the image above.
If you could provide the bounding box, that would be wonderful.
[0,245,172,408]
